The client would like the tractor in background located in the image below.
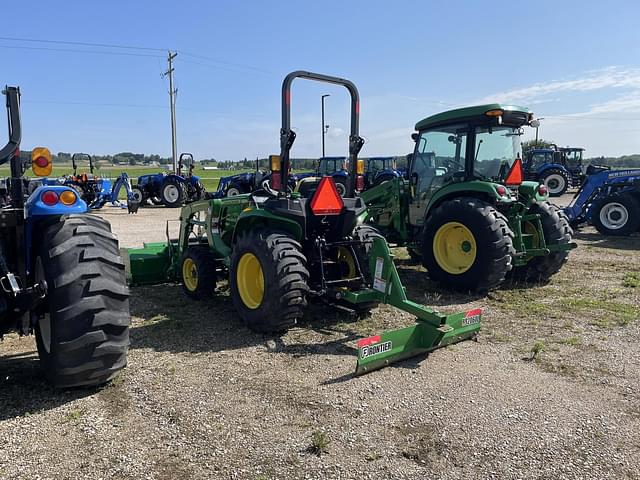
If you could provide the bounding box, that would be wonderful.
[363,156,405,188]
[0,86,130,387]
[523,145,585,196]
[39,152,139,212]
[361,104,576,292]
[132,152,205,207]
[563,167,640,235]
[126,71,482,375]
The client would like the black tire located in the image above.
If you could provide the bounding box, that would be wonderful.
[539,168,569,196]
[230,230,309,333]
[161,178,185,207]
[512,202,573,282]
[226,184,244,197]
[591,193,640,236]
[180,246,218,300]
[406,246,422,264]
[422,197,515,292]
[34,214,130,388]
[131,186,145,206]
[373,174,395,186]
[334,180,347,197]
[150,196,163,205]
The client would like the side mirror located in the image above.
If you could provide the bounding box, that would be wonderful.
[411,133,419,142]
[530,119,540,128]
[31,147,52,177]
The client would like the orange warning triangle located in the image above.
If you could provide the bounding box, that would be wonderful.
[310,177,344,215]
[505,157,524,186]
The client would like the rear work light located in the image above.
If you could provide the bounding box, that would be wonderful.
[59,190,77,205]
[495,185,507,196]
[41,190,59,206]
[356,175,365,191]
[504,158,524,186]
[310,177,344,215]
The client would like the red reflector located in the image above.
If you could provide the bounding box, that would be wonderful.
[357,335,381,348]
[538,184,548,196]
[41,190,59,206]
[14,148,20,159]
[356,175,365,191]
[496,185,507,196]
[504,158,524,186]
[270,172,281,190]
[309,177,344,215]
[35,156,49,168]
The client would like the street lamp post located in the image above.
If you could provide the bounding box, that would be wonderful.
[533,117,545,147]
[321,94,330,157]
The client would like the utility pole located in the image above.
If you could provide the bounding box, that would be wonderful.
[163,51,178,173]
[321,94,330,157]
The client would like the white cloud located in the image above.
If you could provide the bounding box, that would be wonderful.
[477,66,640,105]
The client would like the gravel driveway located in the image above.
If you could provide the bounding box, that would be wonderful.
[1,197,639,479]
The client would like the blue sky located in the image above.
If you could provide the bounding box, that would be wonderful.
[3,0,640,159]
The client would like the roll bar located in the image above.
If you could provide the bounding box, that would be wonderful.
[178,152,194,176]
[0,86,21,166]
[72,153,94,175]
[280,71,364,197]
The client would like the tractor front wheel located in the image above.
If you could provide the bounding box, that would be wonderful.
[34,215,130,388]
[230,230,309,333]
[131,186,145,205]
[592,193,640,236]
[161,178,185,207]
[422,197,515,292]
[180,247,218,300]
[512,202,573,282]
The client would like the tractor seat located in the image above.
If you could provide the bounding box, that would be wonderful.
[295,176,322,198]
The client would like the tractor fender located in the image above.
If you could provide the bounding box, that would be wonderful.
[425,180,508,216]
[232,209,304,244]
[536,163,569,177]
[518,180,548,204]
[25,185,88,217]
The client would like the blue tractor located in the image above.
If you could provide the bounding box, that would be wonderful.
[0,86,130,387]
[132,153,205,207]
[563,166,640,235]
[362,156,405,188]
[523,145,585,196]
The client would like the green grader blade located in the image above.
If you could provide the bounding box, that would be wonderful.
[340,237,481,375]
[125,241,175,285]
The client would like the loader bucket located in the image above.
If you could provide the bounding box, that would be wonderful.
[125,241,174,285]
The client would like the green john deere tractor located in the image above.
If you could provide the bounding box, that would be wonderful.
[126,71,483,375]
[361,104,576,292]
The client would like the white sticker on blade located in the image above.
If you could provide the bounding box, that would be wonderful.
[373,257,386,292]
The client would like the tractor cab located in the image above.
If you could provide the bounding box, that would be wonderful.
[408,104,532,225]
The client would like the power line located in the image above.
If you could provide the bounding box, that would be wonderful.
[0,44,163,58]
[179,51,274,75]
[0,35,165,52]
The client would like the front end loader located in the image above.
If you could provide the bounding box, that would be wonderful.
[127,71,482,375]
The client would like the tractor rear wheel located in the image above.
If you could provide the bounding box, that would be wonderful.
[334,180,347,197]
[180,246,218,300]
[350,225,383,316]
[161,178,185,207]
[230,230,309,333]
[422,197,515,292]
[34,215,130,388]
[592,193,640,236]
[540,168,569,197]
[512,202,573,282]
[226,184,244,196]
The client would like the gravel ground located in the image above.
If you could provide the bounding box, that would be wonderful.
[1,195,639,480]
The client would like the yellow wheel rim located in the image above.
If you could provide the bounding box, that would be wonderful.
[337,246,356,279]
[182,257,198,291]
[237,253,264,309]
[433,222,477,274]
